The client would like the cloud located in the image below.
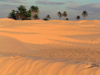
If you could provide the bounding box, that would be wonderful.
[0,0,27,4]
[67,3,100,13]
[35,0,66,5]
[67,1,77,4]
[66,1,78,6]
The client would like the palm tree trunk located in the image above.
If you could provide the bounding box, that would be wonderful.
[31,12,35,20]
[64,17,65,20]
[20,16,22,20]
[84,15,85,20]
[58,16,60,20]
[31,12,33,20]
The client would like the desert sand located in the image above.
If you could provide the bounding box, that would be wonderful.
[0,18,100,75]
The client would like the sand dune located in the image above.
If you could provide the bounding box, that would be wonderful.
[0,55,100,75]
[0,18,100,75]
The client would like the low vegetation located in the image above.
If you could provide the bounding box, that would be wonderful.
[8,5,88,20]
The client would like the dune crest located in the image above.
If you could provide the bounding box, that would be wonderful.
[10,56,20,59]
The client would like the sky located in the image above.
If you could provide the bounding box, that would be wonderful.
[0,0,100,20]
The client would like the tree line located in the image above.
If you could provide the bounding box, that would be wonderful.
[8,5,88,20]
[57,10,88,20]
[8,5,39,20]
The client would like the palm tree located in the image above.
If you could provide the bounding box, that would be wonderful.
[82,10,88,20]
[8,5,39,20]
[18,5,26,20]
[15,11,20,20]
[23,11,31,20]
[66,18,69,20]
[12,10,16,13]
[34,6,39,14]
[57,12,62,20]
[63,11,67,20]
[28,9,31,13]
[30,6,39,20]
[30,6,35,20]
[46,15,51,20]
[43,18,48,21]
[76,15,80,20]
[8,12,16,20]
[31,6,35,12]
[33,14,39,20]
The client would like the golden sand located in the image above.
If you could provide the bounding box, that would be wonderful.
[0,18,100,75]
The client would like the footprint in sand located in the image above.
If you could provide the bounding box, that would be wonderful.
[84,64,99,69]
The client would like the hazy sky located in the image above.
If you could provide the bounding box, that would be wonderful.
[0,0,100,20]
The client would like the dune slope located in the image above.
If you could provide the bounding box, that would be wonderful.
[0,18,100,75]
[0,55,100,75]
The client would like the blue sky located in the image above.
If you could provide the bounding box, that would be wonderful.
[0,0,100,20]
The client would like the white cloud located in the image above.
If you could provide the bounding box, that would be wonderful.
[35,0,66,5]
[0,0,27,4]
[67,3,100,13]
